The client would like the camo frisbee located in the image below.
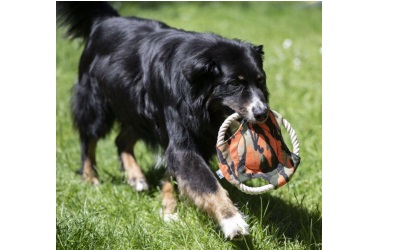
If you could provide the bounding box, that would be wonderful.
[216,110,301,195]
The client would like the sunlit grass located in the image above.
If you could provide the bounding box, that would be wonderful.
[57,2,322,249]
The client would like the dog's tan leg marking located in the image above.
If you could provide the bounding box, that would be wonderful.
[82,158,100,185]
[81,140,99,185]
[177,177,249,239]
[161,179,178,221]
[120,152,148,191]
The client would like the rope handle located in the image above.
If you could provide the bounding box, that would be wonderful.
[216,110,300,195]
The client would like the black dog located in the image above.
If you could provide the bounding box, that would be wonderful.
[57,2,269,239]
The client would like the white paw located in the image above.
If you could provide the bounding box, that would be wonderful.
[164,212,179,222]
[220,213,249,240]
[159,208,179,222]
[127,177,149,191]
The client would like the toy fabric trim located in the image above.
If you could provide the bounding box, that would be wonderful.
[216,111,300,191]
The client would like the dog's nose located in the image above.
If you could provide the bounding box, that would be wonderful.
[253,107,269,122]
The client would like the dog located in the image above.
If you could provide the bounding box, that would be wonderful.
[57,2,270,239]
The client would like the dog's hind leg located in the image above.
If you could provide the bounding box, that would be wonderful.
[79,138,99,185]
[72,74,114,185]
[115,127,149,191]
[160,175,178,221]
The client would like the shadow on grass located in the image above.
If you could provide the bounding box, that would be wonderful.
[86,164,321,249]
[221,182,322,249]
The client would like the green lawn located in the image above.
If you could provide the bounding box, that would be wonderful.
[56,2,322,249]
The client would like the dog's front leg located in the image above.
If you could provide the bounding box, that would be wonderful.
[166,147,249,239]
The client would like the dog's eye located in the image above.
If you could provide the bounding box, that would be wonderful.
[229,80,240,86]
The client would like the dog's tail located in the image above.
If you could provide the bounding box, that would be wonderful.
[56,2,119,40]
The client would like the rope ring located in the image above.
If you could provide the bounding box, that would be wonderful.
[216,110,300,195]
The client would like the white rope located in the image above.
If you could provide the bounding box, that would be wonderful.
[282,118,300,156]
[216,110,300,195]
[235,183,275,195]
[216,112,241,146]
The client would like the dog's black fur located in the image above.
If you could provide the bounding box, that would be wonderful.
[57,2,270,238]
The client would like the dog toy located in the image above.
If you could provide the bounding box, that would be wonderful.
[216,110,301,195]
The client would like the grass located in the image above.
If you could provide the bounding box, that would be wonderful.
[56,2,322,249]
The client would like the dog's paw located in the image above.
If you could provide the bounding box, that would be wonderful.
[127,177,149,191]
[91,177,100,186]
[159,208,179,222]
[220,213,249,240]
[163,212,179,222]
[83,176,100,186]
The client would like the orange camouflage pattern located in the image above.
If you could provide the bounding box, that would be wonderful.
[216,112,301,189]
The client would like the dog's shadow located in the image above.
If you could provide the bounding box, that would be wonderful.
[221,182,322,249]
[100,167,321,249]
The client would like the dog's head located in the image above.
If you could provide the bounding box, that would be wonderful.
[184,40,269,123]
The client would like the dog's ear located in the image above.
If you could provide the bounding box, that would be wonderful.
[183,58,221,83]
[254,45,264,56]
